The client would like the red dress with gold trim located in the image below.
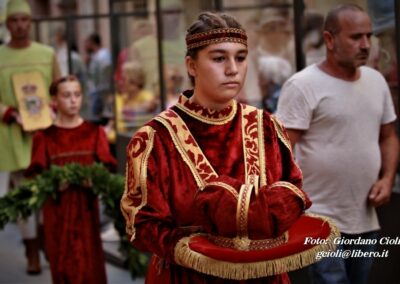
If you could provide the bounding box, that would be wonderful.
[121,91,310,283]
[26,121,116,284]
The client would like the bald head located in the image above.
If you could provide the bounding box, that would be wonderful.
[324,4,365,35]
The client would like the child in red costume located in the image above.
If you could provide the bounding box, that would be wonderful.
[26,75,116,284]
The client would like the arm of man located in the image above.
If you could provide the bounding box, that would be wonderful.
[286,129,304,148]
[369,121,399,207]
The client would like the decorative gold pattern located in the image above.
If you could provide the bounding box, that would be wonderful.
[270,181,307,209]
[174,214,340,280]
[176,95,237,125]
[186,28,247,50]
[155,110,218,187]
[120,126,155,241]
[208,232,288,251]
[241,104,263,186]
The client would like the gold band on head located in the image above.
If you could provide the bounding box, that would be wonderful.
[186,28,247,51]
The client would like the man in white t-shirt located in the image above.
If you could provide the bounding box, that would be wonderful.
[276,4,399,284]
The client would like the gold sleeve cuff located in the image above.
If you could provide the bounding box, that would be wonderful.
[269,181,307,209]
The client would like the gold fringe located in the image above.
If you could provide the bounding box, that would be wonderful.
[174,214,340,280]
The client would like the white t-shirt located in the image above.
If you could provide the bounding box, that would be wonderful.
[276,64,396,234]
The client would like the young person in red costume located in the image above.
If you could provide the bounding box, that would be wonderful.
[26,75,116,284]
[121,12,318,283]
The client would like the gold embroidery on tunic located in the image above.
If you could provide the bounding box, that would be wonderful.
[155,110,218,187]
[270,181,306,209]
[270,115,304,187]
[257,109,268,187]
[176,98,237,125]
[206,181,239,200]
[120,126,155,241]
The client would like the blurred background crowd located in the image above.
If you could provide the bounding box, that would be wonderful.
[0,0,399,283]
[0,0,397,172]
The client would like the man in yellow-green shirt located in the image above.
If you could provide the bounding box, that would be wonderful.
[0,0,60,275]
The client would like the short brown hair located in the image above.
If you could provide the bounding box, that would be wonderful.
[49,75,79,96]
[324,4,364,35]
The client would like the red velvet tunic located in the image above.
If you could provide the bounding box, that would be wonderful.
[121,92,310,283]
[26,121,116,284]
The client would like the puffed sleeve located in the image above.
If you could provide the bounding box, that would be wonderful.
[260,115,312,236]
[120,126,187,263]
[25,131,49,177]
[95,126,117,170]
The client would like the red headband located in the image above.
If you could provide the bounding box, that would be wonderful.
[186,28,247,50]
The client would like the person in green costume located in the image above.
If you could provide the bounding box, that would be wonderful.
[0,0,60,275]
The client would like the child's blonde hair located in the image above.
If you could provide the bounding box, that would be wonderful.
[122,61,146,89]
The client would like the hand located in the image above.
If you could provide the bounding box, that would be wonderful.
[59,181,69,192]
[368,178,392,207]
[13,111,23,126]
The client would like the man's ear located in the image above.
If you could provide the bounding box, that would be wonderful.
[323,30,335,51]
[185,56,197,77]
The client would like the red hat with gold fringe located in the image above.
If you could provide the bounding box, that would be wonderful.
[174,181,339,280]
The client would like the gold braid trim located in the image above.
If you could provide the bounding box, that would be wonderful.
[50,150,94,160]
[270,115,304,187]
[174,213,340,280]
[208,232,288,251]
[186,28,247,50]
[257,109,268,187]
[120,126,155,241]
[175,100,237,125]
[205,181,239,200]
[236,184,253,240]
[270,181,307,209]
[271,115,292,153]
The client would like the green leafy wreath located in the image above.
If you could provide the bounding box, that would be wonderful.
[0,163,148,278]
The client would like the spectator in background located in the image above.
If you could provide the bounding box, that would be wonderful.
[258,55,293,113]
[128,1,187,100]
[243,7,294,108]
[114,19,154,93]
[0,0,60,274]
[114,61,156,133]
[303,11,325,66]
[276,4,399,283]
[84,33,112,120]
[367,0,398,113]
[164,64,184,108]
[53,27,88,96]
